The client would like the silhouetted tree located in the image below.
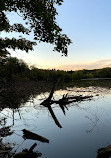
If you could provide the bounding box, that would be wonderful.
[0,0,71,58]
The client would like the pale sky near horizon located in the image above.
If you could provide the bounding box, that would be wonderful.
[1,0,111,70]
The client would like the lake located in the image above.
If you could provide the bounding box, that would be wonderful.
[1,80,111,158]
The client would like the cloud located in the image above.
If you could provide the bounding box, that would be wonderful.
[55,59,111,71]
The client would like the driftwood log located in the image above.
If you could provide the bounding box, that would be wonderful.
[22,129,49,143]
[41,82,93,128]
[54,94,93,105]
[41,93,93,108]
[41,81,93,107]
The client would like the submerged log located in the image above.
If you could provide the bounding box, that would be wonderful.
[97,145,111,158]
[42,91,93,108]
[67,95,93,101]
[41,78,93,108]
[22,129,49,143]
[41,87,93,128]
[54,95,93,106]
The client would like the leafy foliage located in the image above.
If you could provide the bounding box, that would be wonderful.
[1,57,111,85]
[0,0,71,58]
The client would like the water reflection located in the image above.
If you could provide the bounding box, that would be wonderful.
[47,105,62,128]
[1,80,111,158]
[0,82,52,158]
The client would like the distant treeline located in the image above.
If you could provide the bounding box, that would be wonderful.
[1,57,111,84]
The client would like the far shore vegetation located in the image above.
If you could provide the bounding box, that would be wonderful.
[1,56,111,86]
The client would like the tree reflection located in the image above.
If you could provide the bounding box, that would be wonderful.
[0,82,52,158]
[0,81,105,158]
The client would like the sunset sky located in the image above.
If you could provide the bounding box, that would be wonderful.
[2,0,111,70]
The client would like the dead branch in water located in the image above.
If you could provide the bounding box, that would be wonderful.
[41,79,60,106]
[41,79,93,108]
[22,129,49,143]
[41,91,93,107]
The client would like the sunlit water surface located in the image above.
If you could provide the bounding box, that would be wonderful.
[1,86,111,158]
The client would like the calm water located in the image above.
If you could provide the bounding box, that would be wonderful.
[1,84,111,158]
